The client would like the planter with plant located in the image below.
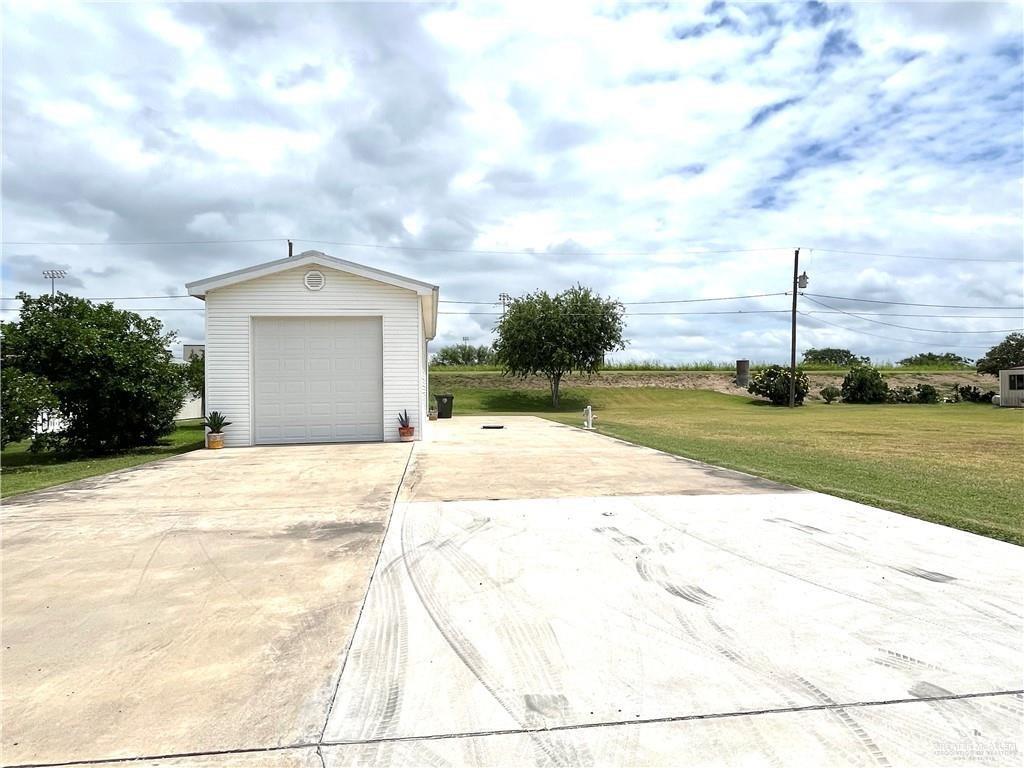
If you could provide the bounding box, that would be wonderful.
[203,411,232,449]
[398,409,415,441]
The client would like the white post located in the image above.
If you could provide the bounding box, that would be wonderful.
[583,405,595,430]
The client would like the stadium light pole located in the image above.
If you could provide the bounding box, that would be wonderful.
[42,269,67,296]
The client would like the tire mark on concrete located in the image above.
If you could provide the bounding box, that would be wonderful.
[789,674,891,766]
[401,510,590,766]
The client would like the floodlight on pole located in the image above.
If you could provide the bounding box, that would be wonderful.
[42,269,67,296]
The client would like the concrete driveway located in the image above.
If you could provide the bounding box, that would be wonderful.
[3,416,1021,767]
[1,443,412,767]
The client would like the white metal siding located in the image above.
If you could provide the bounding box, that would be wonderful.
[253,317,383,444]
[999,369,1024,407]
[204,264,424,446]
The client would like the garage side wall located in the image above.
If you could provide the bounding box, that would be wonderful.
[205,265,423,446]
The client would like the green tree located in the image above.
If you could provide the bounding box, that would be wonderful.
[431,343,495,367]
[841,363,889,404]
[0,293,186,453]
[1,369,58,449]
[976,332,1024,376]
[897,352,973,368]
[802,347,865,367]
[493,285,626,407]
[747,365,809,405]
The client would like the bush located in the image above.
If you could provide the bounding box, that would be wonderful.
[748,365,810,406]
[819,385,841,404]
[1,369,58,449]
[955,384,996,404]
[887,384,940,404]
[841,364,889,404]
[887,385,916,404]
[0,293,187,453]
[915,384,940,404]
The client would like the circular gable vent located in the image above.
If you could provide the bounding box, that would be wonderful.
[303,270,325,291]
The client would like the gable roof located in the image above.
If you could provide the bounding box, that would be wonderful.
[186,250,439,339]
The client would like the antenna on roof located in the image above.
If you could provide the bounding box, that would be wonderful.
[288,240,293,258]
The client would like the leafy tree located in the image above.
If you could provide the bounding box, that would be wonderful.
[897,352,973,368]
[802,348,865,367]
[841,363,889,404]
[819,385,841,404]
[1,369,58,449]
[183,351,205,416]
[493,285,625,407]
[431,343,495,367]
[0,293,187,453]
[976,332,1024,376]
[747,365,809,405]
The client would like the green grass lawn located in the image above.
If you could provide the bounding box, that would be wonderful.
[1,420,206,499]
[434,385,1024,546]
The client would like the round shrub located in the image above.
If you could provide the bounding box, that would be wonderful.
[841,364,889,404]
[914,384,939,404]
[819,385,841,404]
[748,364,809,406]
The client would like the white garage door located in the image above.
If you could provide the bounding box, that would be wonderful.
[253,316,384,445]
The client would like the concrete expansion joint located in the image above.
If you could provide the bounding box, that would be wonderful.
[6,689,1021,767]
[316,441,416,746]
[314,688,1024,749]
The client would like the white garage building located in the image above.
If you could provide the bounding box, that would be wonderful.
[186,251,438,446]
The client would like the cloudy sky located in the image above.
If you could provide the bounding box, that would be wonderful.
[3,1,1022,363]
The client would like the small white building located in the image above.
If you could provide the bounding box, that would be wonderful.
[186,251,438,446]
[998,366,1024,407]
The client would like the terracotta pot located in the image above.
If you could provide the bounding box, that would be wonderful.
[398,425,415,442]
[207,432,224,449]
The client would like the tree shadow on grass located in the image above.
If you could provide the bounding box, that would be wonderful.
[477,390,588,413]
[1,421,206,472]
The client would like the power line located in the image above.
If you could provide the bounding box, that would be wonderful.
[623,291,787,305]
[802,292,1024,310]
[798,311,995,349]
[0,290,791,304]
[293,240,791,257]
[801,295,1022,334]
[439,309,792,317]
[811,247,1020,264]
[1,238,282,246]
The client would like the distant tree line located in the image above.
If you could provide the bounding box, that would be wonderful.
[801,347,996,370]
[430,343,496,367]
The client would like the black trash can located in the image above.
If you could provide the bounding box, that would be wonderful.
[435,393,454,419]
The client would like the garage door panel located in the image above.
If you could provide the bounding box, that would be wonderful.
[254,317,384,445]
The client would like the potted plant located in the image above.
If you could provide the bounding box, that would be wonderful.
[398,409,415,442]
[428,407,438,421]
[203,411,232,449]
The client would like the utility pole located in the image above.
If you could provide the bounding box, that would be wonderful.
[288,239,293,257]
[789,248,809,408]
[499,292,511,316]
[42,269,67,296]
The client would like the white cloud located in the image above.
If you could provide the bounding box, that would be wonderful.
[1,1,1020,361]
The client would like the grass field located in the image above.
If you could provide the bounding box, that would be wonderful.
[1,420,205,499]
[430,363,977,374]
[433,385,1023,545]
